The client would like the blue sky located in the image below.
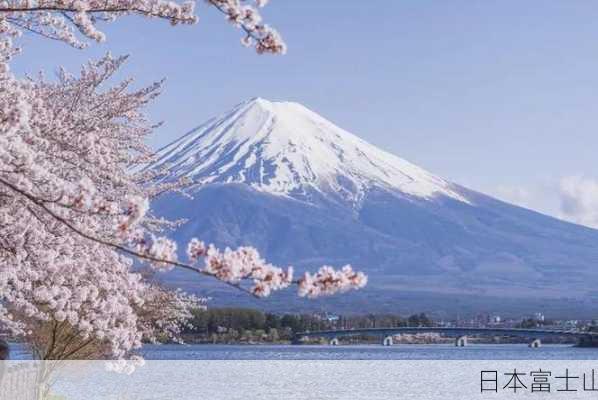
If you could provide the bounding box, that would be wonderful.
[12,1,598,226]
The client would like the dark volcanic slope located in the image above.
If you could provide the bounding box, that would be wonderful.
[154,183,598,317]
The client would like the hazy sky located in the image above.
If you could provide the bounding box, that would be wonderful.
[11,1,598,226]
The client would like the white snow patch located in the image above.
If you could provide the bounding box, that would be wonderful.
[149,98,470,205]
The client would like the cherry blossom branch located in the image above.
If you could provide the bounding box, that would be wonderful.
[207,0,286,54]
[0,0,286,53]
[0,176,259,297]
[1,174,367,299]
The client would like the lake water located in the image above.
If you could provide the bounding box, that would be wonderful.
[10,342,598,360]
[138,344,598,360]
[6,344,598,399]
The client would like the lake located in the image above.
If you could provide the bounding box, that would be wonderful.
[139,343,598,360]
[11,343,597,360]
[6,344,598,399]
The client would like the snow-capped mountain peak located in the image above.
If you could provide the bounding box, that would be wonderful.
[150,97,469,204]
[151,98,598,314]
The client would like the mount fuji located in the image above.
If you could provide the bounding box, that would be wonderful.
[148,98,598,317]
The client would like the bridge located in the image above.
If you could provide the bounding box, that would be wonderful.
[293,327,598,348]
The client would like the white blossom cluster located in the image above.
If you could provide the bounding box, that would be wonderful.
[207,0,286,54]
[0,0,285,53]
[184,239,367,298]
[202,244,294,297]
[3,242,146,359]
[190,239,293,297]
[298,265,368,299]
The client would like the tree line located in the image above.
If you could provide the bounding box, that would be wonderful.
[183,308,434,343]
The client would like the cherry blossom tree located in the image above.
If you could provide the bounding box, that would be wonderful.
[0,0,367,361]
[0,55,204,360]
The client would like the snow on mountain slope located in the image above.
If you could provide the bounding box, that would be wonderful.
[150,98,469,205]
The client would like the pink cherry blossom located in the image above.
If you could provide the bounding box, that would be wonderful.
[298,265,368,299]
[0,0,286,54]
